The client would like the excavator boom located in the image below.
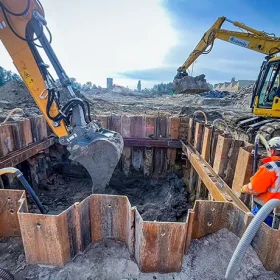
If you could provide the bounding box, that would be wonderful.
[175,16,280,94]
[0,0,123,192]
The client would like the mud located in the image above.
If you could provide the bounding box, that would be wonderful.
[30,167,189,222]
[1,229,279,279]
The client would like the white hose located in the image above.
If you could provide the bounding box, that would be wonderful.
[225,199,280,279]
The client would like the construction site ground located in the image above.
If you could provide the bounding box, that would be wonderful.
[1,229,279,280]
[0,81,253,122]
[1,81,279,279]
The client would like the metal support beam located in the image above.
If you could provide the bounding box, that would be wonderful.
[182,141,249,212]
[0,137,55,168]
[123,138,182,148]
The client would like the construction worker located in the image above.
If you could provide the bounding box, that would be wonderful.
[241,137,280,226]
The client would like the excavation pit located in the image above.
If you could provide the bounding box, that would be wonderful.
[1,114,280,278]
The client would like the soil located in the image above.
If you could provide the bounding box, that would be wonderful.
[29,167,190,222]
[1,229,279,280]
[0,81,253,123]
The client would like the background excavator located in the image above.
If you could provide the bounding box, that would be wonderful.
[0,0,124,192]
[174,16,280,142]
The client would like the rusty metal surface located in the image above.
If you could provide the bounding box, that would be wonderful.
[17,194,134,266]
[124,137,181,148]
[182,141,249,212]
[0,191,276,273]
[135,210,187,273]
[0,137,55,168]
[0,189,26,237]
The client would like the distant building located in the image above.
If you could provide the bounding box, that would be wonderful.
[107,78,113,89]
[214,77,255,92]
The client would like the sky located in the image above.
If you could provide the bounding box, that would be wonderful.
[0,0,279,89]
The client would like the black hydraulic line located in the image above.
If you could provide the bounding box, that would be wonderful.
[17,173,46,214]
[0,0,30,16]
[30,15,71,87]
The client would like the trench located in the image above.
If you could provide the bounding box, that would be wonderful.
[10,144,191,222]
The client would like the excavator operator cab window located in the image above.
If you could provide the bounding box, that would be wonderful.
[257,62,280,109]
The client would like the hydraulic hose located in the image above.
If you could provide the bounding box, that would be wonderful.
[0,168,46,214]
[225,198,280,280]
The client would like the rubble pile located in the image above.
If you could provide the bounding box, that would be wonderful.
[199,90,230,98]
[173,74,209,94]
[225,83,254,110]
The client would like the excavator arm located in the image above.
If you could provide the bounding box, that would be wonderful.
[0,0,123,191]
[177,16,280,75]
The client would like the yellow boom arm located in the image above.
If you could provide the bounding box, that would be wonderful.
[178,16,280,73]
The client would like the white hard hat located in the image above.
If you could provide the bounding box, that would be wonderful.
[268,137,280,150]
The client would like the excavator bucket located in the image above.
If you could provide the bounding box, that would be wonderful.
[173,74,210,94]
[67,128,124,193]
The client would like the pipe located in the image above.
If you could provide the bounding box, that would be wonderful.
[193,110,208,124]
[253,134,270,175]
[0,167,46,214]
[225,199,280,280]
[212,118,229,133]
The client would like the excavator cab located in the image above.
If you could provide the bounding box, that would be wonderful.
[253,58,280,117]
[0,0,123,192]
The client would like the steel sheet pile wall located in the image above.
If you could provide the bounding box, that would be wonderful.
[95,115,189,177]
[0,116,51,188]
[1,116,280,273]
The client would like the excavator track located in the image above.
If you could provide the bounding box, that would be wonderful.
[257,121,280,140]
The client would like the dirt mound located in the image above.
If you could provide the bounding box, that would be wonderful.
[227,83,254,110]
[0,81,34,108]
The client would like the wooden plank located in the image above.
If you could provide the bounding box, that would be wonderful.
[194,122,204,153]
[122,116,131,175]
[182,142,249,212]
[131,116,144,172]
[213,135,232,180]
[167,117,180,170]
[232,146,254,197]
[108,115,122,134]
[179,117,189,142]
[223,139,244,187]
[135,210,187,273]
[156,116,167,138]
[0,189,26,237]
[131,116,145,137]
[169,117,180,140]
[187,118,194,144]
[144,147,153,176]
[145,116,156,176]
[30,116,48,142]
[121,115,131,137]
[145,116,156,137]
[201,126,212,162]
[0,124,15,157]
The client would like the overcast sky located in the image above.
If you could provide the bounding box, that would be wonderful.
[0,0,279,88]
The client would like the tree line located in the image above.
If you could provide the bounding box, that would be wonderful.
[0,66,21,86]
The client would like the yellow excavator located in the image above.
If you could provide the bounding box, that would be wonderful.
[0,0,124,192]
[175,16,280,141]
